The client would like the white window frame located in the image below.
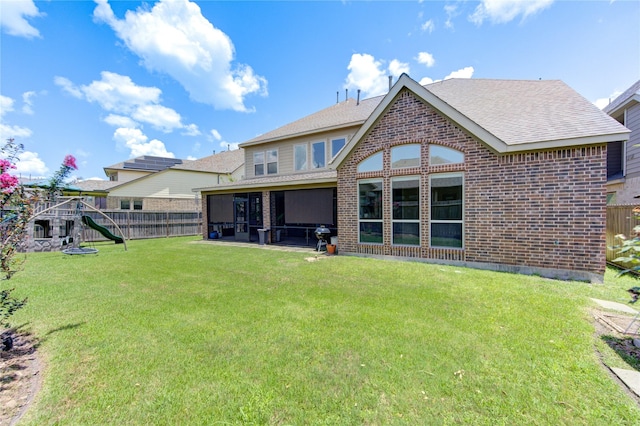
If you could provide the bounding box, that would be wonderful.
[294,144,307,172]
[358,178,384,244]
[330,137,347,160]
[312,140,326,169]
[391,176,420,246]
[429,172,464,249]
[266,149,278,175]
[254,152,265,176]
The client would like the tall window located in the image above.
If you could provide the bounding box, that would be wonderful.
[267,149,278,174]
[254,152,264,176]
[312,141,325,169]
[331,137,346,159]
[392,177,420,245]
[294,144,307,171]
[391,144,420,169]
[358,179,383,243]
[430,173,463,248]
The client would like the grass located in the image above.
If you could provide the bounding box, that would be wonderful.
[7,236,640,424]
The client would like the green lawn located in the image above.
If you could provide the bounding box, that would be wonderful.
[7,236,640,424]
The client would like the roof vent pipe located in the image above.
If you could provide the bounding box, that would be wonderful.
[346,88,348,100]
[337,91,339,104]
[357,89,360,106]
[389,75,393,91]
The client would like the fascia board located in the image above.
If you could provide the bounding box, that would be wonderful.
[195,176,337,194]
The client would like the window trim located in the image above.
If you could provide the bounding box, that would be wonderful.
[330,137,347,160]
[293,143,307,172]
[311,140,326,169]
[358,178,384,244]
[253,152,265,176]
[391,176,420,246]
[429,172,464,249]
[266,148,278,175]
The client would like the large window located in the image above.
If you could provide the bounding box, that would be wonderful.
[254,152,264,176]
[267,149,278,174]
[391,144,420,169]
[294,144,307,171]
[312,141,326,169]
[357,151,383,173]
[392,177,420,245]
[331,137,346,159]
[358,179,383,243]
[430,173,463,248]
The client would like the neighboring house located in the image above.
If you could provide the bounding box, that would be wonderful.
[77,150,244,212]
[198,74,629,282]
[603,80,640,205]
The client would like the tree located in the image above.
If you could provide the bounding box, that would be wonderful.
[612,206,640,277]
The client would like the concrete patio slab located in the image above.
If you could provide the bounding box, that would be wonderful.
[611,368,640,398]
[591,298,638,315]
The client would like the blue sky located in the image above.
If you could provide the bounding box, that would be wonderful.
[1,0,639,180]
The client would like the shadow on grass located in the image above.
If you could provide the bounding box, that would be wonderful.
[45,322,85,336]
[602,335,640,371]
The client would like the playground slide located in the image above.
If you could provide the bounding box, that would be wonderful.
[81,215,124,244]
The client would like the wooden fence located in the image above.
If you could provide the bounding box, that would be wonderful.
[606,205,640,264]
[81,210,202,241]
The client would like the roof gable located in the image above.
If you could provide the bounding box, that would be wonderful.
[603,79,640,120]
[331,74,630,168]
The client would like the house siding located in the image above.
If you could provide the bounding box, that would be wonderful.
[625,103,640,179]
[337,89,606,280]
[244,127,359,178]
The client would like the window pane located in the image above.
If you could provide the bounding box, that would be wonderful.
[393,222,420,245]
[294,145,307,171]
[357,152,383,173]
[312,141,325,168]
[360,222,383,243]
[429,145,464,165]
[267,162,277,174]
[392,179,419,220]
[267,150,277,163]
[133,200,143,210]
[255,164,264,176]
[431,223,462,248]
[391,144,420,169]
[431,176,462,220]
[254,152,264,176]
[331,138,346,158]
[120,200,130,210]
[359,181,383,220]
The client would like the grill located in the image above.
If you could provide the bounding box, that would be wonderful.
[314,226,331,251]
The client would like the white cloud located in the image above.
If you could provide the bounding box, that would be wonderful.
[344,53,410,98]
[182,123,201,137]
[104,114,139,129]
[0,0,42,38]
[419,77,435,85]
[54,76,84,98]
[0,94,33,140]
[15,151,48,176]
[444,4,459,29]
[56,71,191,133]
[416,52,436,68]
[22,91,36,114]
[421,19,435,33]
[113,127,174,158]
[210,129,222,141]
[219,141,239,151]
[469,0,554,25]
[93,0,267,112]
[594,89,623,110]
[444,66,475,79]
[389,60,410,78]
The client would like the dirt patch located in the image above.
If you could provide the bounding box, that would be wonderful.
[0,330,41,426]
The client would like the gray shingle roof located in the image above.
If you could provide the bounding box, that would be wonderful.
[425,78,626,146]
[241,96,383,146]
[603,79,640,116]
[171,149,244,173]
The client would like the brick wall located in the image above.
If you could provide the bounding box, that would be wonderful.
[337,89,607,280]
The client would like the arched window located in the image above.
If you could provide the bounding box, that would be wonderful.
[429,145,464,165]
[357,152,383,173]
[391,144,421,169]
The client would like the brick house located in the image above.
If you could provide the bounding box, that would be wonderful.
[199,74,629,282]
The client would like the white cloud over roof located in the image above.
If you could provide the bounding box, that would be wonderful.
[93,0,268,112]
